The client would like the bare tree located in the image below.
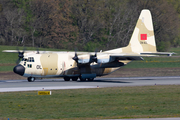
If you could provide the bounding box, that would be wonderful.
[105,1,138,49]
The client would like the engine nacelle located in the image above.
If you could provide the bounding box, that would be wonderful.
[97,59,110,64]
[78,59,90,64]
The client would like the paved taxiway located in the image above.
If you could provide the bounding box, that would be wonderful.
[0,76,180,92]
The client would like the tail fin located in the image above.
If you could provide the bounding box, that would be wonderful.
[127,9,157,53]
[105,9,174,56]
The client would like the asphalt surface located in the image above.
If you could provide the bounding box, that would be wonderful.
[0,76,180,92]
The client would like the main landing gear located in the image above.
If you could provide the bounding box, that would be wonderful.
[63,77,94,81]
[27,77,35,82]
[63,77,78,81]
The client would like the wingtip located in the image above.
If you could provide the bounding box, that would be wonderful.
[168,52,176,56]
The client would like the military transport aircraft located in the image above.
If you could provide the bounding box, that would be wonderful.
[3,9,174,82]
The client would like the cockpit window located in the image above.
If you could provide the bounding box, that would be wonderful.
[22,58,27,61]
[27,57,35,62]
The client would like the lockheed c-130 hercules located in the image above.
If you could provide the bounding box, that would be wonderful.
[3,9,174,82]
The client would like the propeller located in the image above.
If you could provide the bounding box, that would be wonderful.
[72,50,79,63]
[36,47,40,54]
[16,47,26,64]
[90,49,98,63]
[72,48,99,64]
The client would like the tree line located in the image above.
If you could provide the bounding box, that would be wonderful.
[0,0,180,51]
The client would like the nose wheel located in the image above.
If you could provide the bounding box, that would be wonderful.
[27,77,35,82]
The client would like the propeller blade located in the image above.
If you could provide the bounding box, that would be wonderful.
[36,47,39,54]
[16,58,21,64]
[15,47,26,64]
[72,48,79,63]
[72,52,78,62]
[90,49,98,63]
[23,47,26,53]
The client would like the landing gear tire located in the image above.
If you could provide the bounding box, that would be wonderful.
[27,77,35,82]
[64,77,70,81]
[72,77,78,81]
[87,78,94,81]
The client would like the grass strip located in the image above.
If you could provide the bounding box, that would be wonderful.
[0,85,180,119]
[0,66,14,72]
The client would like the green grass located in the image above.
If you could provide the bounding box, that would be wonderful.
[170,47,180,55]
[0,85,180,119]
[0,66,14,72]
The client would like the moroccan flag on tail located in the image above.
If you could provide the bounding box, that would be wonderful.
[140,34,147,40]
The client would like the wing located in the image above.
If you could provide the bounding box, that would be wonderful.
[2,50,90,55]
[74,52,158,64]
[106,53,159,63]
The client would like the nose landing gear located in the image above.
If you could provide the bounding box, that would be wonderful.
[27,77,35,82]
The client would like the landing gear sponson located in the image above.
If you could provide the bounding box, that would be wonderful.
[63,77,94,81]
[27,77,94,82]
[63,74,96,81]
[27,74,95,82]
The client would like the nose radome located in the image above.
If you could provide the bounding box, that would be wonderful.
[13,64,25,76]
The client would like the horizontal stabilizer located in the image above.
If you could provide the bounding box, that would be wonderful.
[141,52,176,56]
[110,53,158,61]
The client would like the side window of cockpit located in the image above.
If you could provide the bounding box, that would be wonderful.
[27,64,32,68]
[22,58,27,61]
[21,58,27,66]
[24,62,26,66]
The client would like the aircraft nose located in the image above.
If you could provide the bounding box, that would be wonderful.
[13,64,25,76]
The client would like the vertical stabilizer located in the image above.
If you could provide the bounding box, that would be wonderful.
[105,9,157,54]
[127,9,157,53]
